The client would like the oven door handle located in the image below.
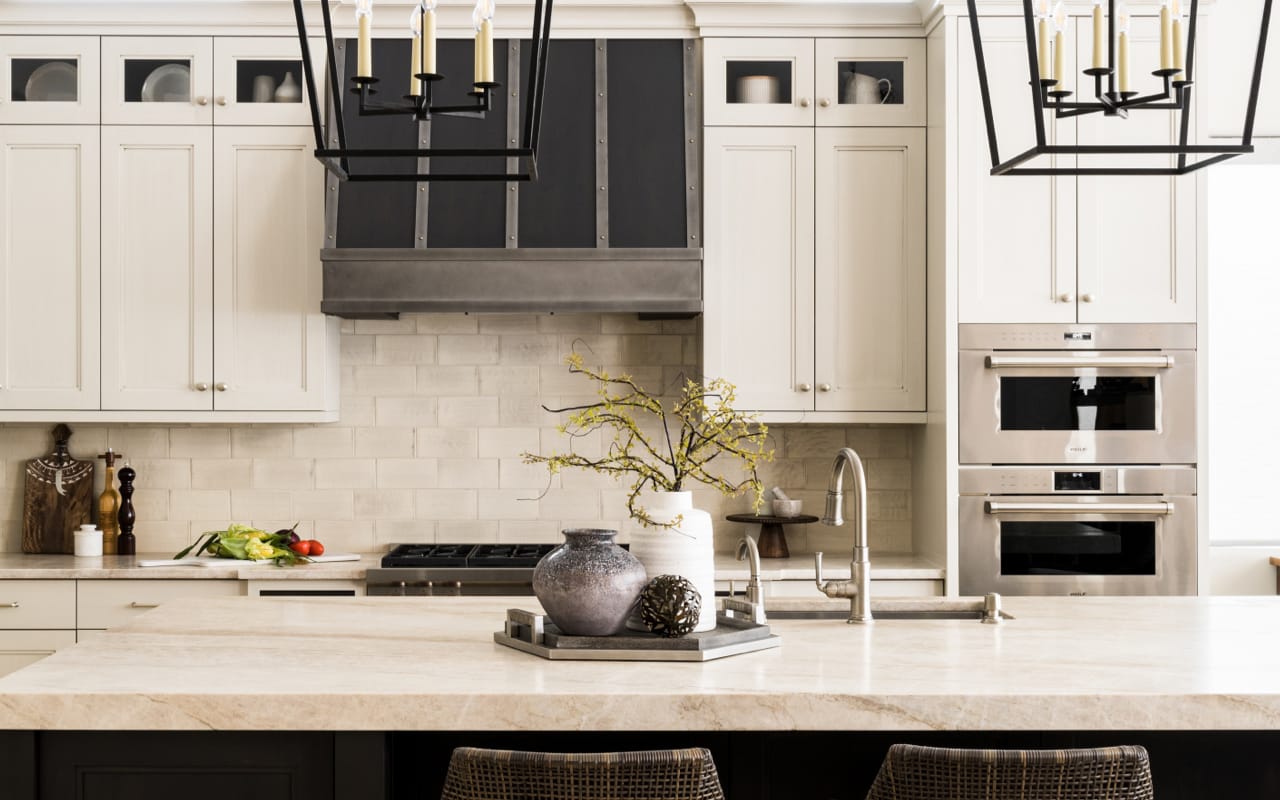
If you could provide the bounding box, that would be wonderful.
[985,355,1173,369]
[984,501,1174,516]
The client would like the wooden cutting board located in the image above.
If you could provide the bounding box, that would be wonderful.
[22,424,95,554]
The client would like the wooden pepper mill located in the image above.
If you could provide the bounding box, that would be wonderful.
[116,464,137,556]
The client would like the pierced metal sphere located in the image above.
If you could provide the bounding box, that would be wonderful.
[639,574,702,638]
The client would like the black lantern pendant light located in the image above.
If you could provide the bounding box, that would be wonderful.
[292,0,553,182]
[966,0,1273,175]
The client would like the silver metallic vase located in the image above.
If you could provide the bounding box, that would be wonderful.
[532,529,648,636]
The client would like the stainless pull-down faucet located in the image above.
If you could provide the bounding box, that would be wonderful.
[813,447,873,624]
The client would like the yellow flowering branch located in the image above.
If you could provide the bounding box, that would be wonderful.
[522,354,773,528]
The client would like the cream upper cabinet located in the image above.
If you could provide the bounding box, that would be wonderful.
[958,16,1077,324]
[703,126,815,413]
[102,37,214,125]
[0,36,100,124]
[814,39,926,127]
[1075,16,1196,324]
[212,37,320,126]
[815,128,925,412]
[704,38,816,126]
[214,126,334,412]
[101,126,214,411]
[0,126,100,410]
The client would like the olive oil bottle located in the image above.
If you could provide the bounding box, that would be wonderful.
[96,449,123,555]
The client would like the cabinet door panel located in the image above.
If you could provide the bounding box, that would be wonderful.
[101,126,214,410]
[703,127,814,412]
[703,38,815,126]
[102,37,214,125]
[1076,17,1196,324]
[0,36,100,124]
[815,128,925,412]
[958,17,1076,323]
[0,630,76,677]
[212,37,321,126]
[814,38,927,127]
[0,126,100,410]
[213,127,329,411]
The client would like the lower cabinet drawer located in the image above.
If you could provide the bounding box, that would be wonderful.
[77,580,243,630]
[0,629,76,677]
[0,580,76,629]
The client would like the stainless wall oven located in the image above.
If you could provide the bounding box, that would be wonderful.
[959,324,1196,465]
[959,465,1196,596]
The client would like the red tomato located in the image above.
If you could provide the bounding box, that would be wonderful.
[290,541,312,556]
[308,540,325,556]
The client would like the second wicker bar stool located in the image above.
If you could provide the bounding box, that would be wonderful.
[438,746,726,800]
[865,744,1155,800]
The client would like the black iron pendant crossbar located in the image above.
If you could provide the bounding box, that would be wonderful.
[965,0,1273,176]
[292,0,553,182]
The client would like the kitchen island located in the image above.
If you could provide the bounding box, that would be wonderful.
[0,595,1277,799]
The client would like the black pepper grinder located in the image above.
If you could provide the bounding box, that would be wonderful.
[116,463,137,556]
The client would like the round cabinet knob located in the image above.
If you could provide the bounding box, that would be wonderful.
[195,382,209,392]
[818,383,832,392]
[1059,292,1075,303]
[196,96,209,106]
[798,97,811,108]
[818,98,831,107]
[797,383,813,392]
[215,382,229,392]
[1081,293,1096,303]
[215,96,227,106]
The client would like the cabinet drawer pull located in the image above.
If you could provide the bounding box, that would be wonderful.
[215,382,229,392]
[798,97,811,108]
[1058,292,1074,303]
[797,383,813,392]
[196,96,209,106]
[1,602,20,609]
[818,383,832,392]
[818,98,831,107]
[129,602,161,609]
[215,96,227,106]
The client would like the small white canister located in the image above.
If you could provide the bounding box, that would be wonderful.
[74,524,103,557]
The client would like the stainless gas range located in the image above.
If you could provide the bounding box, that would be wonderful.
[365,543,559,596]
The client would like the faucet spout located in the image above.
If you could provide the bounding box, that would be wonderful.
[816,447,873,624]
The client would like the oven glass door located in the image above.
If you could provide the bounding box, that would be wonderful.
[958,495,1197,596]
[959,350,1196,464]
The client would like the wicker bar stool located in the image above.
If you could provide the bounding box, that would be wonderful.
[438,746,726,800]
[865,744,1155,800]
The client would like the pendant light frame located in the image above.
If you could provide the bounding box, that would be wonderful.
[292,0,553,182]
[966,0,1273,176]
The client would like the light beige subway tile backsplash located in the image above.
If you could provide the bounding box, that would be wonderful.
[0,313,913,555]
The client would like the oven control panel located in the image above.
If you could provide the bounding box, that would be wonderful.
[959,465,1197,496]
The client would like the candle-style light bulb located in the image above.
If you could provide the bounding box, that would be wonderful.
[473,0,495,85]
[1160,0,1174,71]
[1037,0,1052,81]
[1053,2,1067,87]
[409,9,422,96]
[421,0,438,76]
[1117,4,1132,92]
[1171,0,1185,78]
[355,0,374,79]
[1092,0,1105,70]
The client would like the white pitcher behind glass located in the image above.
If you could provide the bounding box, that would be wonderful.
[842,72,892,104]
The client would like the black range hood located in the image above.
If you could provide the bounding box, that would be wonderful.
[321,248,703,319]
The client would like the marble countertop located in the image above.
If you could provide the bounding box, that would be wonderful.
[0,594,1276,732]
[0,552,942,582]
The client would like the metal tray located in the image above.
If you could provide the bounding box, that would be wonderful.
[494,608,781,662]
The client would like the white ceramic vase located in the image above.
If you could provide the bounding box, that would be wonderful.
[628,491,717,633]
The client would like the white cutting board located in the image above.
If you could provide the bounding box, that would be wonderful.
[138,553,362,568]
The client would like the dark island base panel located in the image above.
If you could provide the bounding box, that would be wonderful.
[1,730,1277,800]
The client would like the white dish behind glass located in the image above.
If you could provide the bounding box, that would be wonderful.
[24,61,77,102]
[140,63,191,103]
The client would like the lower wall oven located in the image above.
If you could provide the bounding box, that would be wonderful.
[959,465,1197,596]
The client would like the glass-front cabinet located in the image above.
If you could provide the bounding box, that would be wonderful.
[814,39,925,126]
[0,36,100,124]
[212,37,317,126]
[704,37,925,127]
[102,37,213,124]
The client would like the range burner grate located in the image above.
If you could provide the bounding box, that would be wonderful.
[380,543,560,568]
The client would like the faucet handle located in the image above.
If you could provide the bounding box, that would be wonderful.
[814,551,825,591]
